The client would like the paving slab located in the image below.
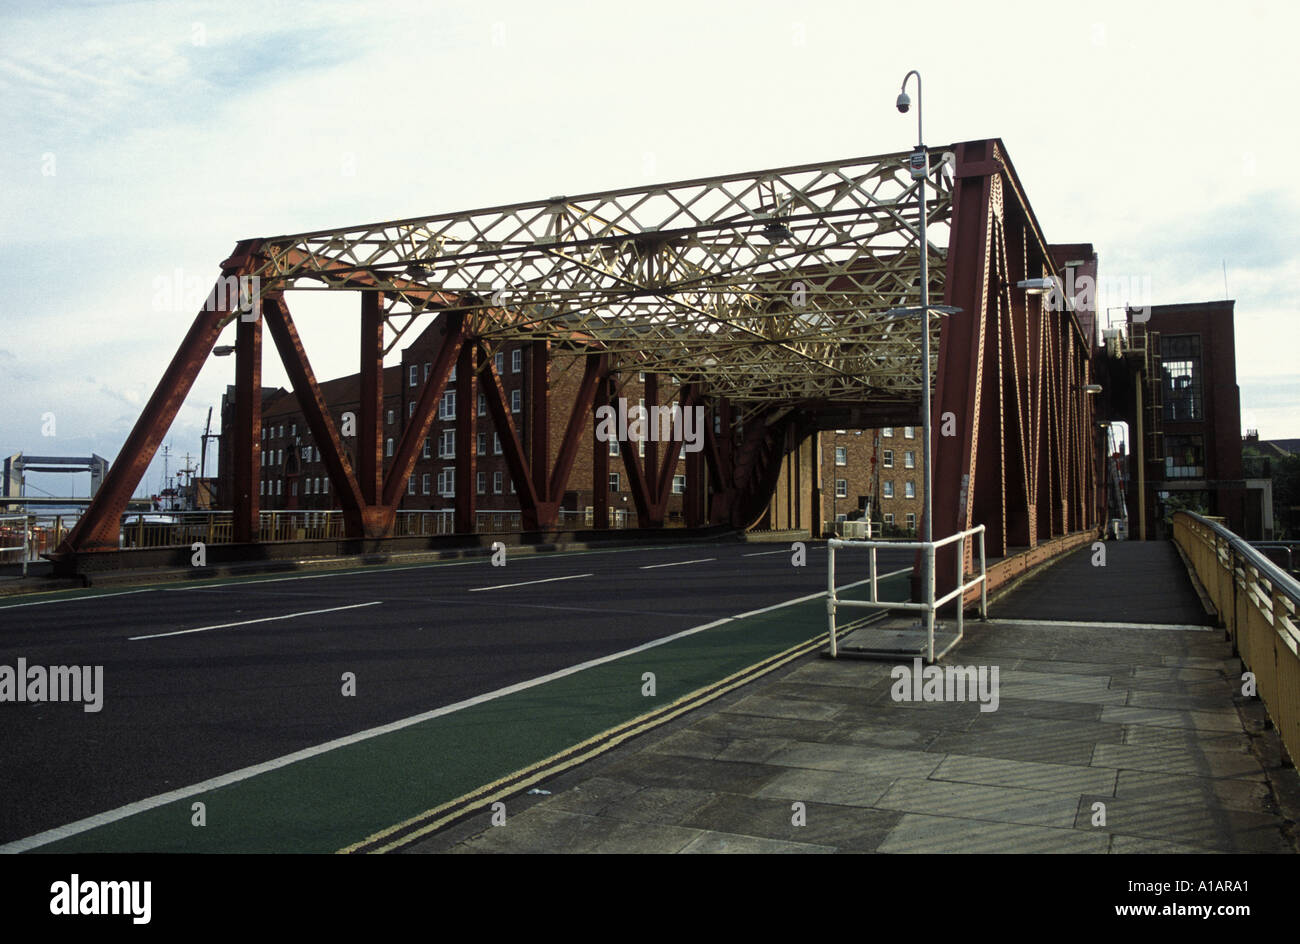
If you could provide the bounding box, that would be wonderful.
[680,795,902,852]
[876,813,1108,854]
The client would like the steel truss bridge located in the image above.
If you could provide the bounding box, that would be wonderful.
[56,137,1099,589]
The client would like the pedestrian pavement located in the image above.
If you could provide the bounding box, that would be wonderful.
[409,543,1299,854]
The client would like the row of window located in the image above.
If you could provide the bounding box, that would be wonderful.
[833,445,916,468]
[258,467,696,499]
[409,352,521,389]
[880,480,917,500]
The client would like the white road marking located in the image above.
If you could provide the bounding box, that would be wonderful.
[0,588,157,609]
[741,549,790,557]
[639,558,717,569]
[128,602,383,641]
[468,573,593,592]
[1,564,916,854]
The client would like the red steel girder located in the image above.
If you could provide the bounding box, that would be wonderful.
[231,310,262,544]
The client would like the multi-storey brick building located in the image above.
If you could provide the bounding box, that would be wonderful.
[763,425,927,537]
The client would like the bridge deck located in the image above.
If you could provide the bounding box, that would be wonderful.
[990,540,1216,626]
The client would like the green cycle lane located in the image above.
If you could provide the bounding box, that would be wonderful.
[26,573,910,854]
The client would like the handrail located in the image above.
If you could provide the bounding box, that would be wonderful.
[827,524,988,664]
[1173,511,1299,766]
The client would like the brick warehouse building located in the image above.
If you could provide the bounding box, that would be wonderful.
[762,425,925,537]
[217,313,695,525]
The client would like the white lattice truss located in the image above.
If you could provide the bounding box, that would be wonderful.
[244,147,955,406]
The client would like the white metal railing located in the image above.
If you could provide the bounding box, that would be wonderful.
[826,524,988,663]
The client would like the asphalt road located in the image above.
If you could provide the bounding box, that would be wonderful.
[0,540,914,844]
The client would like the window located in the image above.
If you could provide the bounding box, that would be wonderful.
[1162,335,1203,422]
[314,447,320,462]
[493,433,502,455]
[511,349,522,373]
[836,513,847,523]
[322,477,328,495]
[835,446,847,466]
[835,478,847,498]
[277,425,283,438]
[883,449,894,469]
[478,394,486,417]
[423,362,431,381]
[408,477,416,496]
[905,513,916,530]
[261,451,266,467]
[609,439,619,456]
[510,390,521,413]
[387,409,394,425]
[1165,435,1206,479]
[409,401,416,417]
[882,427,893,437]
[439,391,456,420]
[493,471,503,494]
[672,474,686,495]
[905,481,916,498]
[638,439,645,458]
[883,480,894,499]
[421,473,431,495]
[305,478,312,495]
[638,371,645,381]
[259,480,264,495]
[261,428,266,440]
[291,423,297,437]
[714,415,721,435]
[884,512,894,525]
[904,426,915,439]
[477,432,487,456]
[494,352,504,374]
[409,365,418,387]
[439,430,455,458]
[438,467,455,497]
[904,451,915,469]
[449,364,456,383]
[835,429,847,435]
[609,473,620,492]
[276,480,282,496]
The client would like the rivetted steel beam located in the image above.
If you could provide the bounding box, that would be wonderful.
[358,292,385,506]
[454,342,477,533]
[231,309,262,544]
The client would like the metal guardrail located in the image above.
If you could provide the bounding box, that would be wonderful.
[1174,511,1300,766]
[1252,542,1299,574]
[0,514,32,576]
[106,507,643,550]
[827,525,988,663]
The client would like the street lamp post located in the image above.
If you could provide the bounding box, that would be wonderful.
[896,69,933,555]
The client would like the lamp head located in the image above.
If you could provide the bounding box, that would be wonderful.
[896,90,911,114]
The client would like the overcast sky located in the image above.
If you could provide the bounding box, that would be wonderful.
[2,0,1297,499]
